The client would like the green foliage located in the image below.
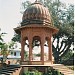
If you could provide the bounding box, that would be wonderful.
[47,67,63,75]
[22,70,42,75]
[0,29,8,56]
[0,29,10,63]
[61,53,74,65]
[61,50,73,61]
[0,43,10,62]
[12,33,21,42]
[35,53,41,57]
[0,29,6,44]
[42,0,74,63]
[20,1,31,14]
[22,68,63,75]
[8,41,15,49]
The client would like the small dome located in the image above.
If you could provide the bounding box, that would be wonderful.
[21,2,53,26]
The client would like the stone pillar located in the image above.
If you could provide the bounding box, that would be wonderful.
[28,37,32,64]
[41,37,45,65]
[48,37,52,64]
[21,39,25,61]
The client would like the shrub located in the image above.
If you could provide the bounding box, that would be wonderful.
[47,67,63,75]
[22,67,63,75]
[22,70,42,75]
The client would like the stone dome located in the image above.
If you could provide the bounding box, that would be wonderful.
[21,2,53,26]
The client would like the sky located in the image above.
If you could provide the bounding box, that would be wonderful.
[0,0,74,43]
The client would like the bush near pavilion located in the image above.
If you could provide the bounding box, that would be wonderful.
[22,67,63,75]
[0,29,15,63]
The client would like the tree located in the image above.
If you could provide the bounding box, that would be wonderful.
[12,33,21,43]
[0,29,9,63]
[0,28,6,50]
[0,43,10,63]
[41,0,74,63]
[8,41,15,49]
[61,49,73,61]
[12,0,74,63]
[0,28,6,45]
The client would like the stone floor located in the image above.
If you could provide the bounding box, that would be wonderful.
[51,64,74,75]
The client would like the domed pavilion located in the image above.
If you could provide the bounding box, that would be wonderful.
[14,0,58,65]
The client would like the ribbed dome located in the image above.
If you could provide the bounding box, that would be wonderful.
[21,2,53,26]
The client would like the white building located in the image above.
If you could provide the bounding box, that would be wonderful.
[8,49,21,59]
[8,42,21,59]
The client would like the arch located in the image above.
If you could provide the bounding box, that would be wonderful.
[24,36,28,40]
[23,37,29,61]
[33,36,41,41]
[45,37,50,41]
[44,37,50,61]
[24,37,29,47]
[32,36,41,46]
[32,36,41,61]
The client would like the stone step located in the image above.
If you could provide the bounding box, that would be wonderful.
[2,66,20,69]
[0,72,11,75]
[0,65,21,75]
[52,64,74,75]
[1,74,10,75]
[0,70,14,72]
[53,67,73,71]
[0,67,20,75]
[1,67,19,71]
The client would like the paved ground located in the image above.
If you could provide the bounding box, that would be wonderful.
[51,64,74,75]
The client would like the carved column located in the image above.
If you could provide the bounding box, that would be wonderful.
[41,37,45,65]
[48,36,52,64]
[21,39,25,61]
[28,37,33,64]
